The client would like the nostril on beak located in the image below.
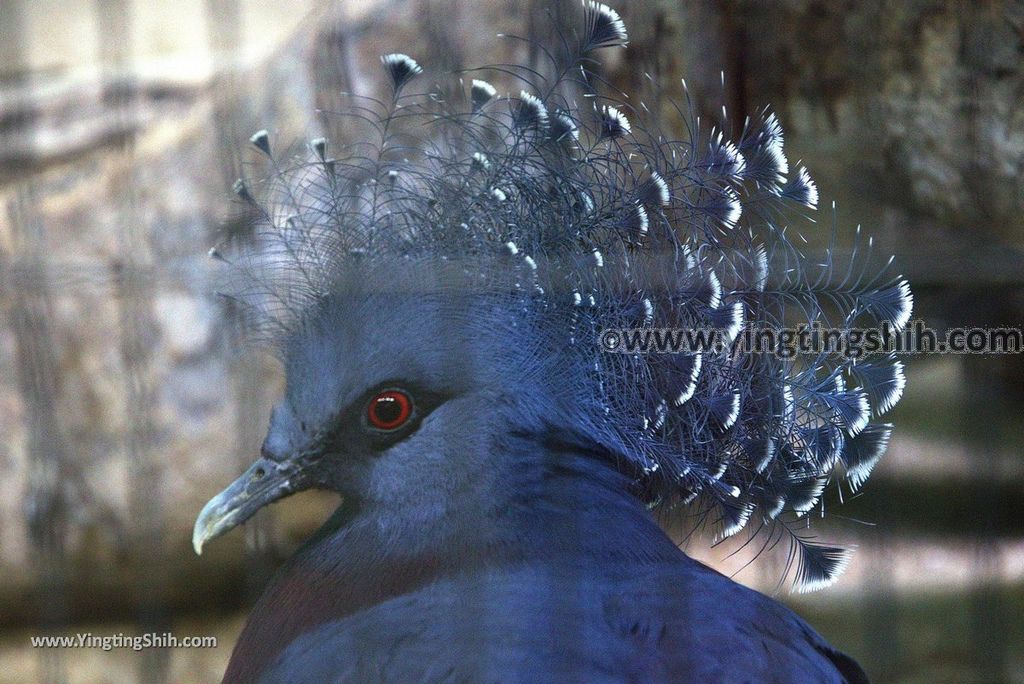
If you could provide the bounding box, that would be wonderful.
[253,467,266,481]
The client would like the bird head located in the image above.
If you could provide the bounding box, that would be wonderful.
[193,2,911,590]
[192,257,584,554]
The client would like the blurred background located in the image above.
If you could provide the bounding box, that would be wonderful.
[0,1,1022,682]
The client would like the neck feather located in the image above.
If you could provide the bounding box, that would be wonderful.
[223,435,682,682]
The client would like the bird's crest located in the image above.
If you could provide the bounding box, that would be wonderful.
[213,1,911,592]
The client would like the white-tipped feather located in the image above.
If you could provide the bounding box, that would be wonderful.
[713,301,744,343]
[795,546,852,594]
[717,501,754,540]
[703,270,723,309]
[878,360,906,415]
[790,166,819,208]
[721,139,746,177]
[472,152,491,170]
[641,298,654,326]
[720,186,742,229]
[892,279,913,331]
[600,105,631,139]
[631,203,649,238]
[249,129,271,156]
[642,171,670,206]
[584,1,628,49]
[673,354,702,406]
[516,91,549,129]
[720,391,741,430]
[551,110,580,141]
[792,478,827,517]
[471,79,498,111]
[380,53,423,90]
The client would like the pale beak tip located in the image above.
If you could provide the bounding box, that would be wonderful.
[192,518,208,556]
[192,497,219,556]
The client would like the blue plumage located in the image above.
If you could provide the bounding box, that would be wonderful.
[193,3,909,680]
[216,0,910,592]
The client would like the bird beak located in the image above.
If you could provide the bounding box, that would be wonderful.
[192,457,298,555]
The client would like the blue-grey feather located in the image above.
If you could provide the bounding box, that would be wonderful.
[213,2,909,594]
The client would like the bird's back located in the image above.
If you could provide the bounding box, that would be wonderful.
[262,553,867,683]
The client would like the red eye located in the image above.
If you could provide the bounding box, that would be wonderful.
[366,390,414,431]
